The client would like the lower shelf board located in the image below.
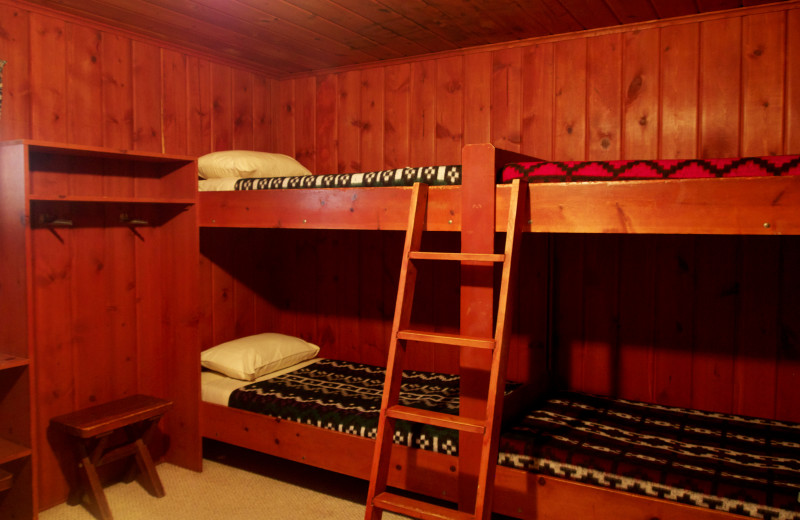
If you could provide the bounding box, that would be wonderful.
[0,437,31,465]
[0,468,12,492]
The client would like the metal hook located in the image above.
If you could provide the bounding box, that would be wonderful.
[39,214,74,227]
[120,213,149,226]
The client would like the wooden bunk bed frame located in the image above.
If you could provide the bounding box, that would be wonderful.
[198,143,800,520]
[199,144,799,236]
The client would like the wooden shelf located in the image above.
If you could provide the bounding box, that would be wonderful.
[29,195,196,205]
[1,139,195,163]
[0,354,29,371]
[0,437,31,465]
[0,468,12,492]
[12,139,198,204]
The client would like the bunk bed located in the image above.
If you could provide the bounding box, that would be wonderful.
[198,144,800,520]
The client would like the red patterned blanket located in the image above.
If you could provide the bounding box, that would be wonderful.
[501,155,800,183]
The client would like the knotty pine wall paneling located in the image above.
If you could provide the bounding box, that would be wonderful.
[660,23,699,159]
[242,2,799,420]
[491,48,522,153]
[790,9,800,153]
[29,12,67,143]
[622,28,660,159]
[587,32,622,161]
[700,17,742,159]
[163,49,188,154]
[0,4,31,139]
[521,44,554,160]
[102,33,134,150]
[742,11,786,157]
[66,24,102,146]
[553,37,587,160]
[211,63,234,153]
[132,41,162,152]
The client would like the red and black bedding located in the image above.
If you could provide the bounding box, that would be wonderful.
[501,155,800,183]
[202,360,800,520]
[198,149,800,194]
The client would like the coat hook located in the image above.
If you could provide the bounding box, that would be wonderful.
[120,213,149,226]
[40,214,74,227]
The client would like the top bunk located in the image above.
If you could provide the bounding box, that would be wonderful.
[197,143,800,236]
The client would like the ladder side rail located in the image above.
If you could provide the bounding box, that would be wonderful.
[365,183,430,520]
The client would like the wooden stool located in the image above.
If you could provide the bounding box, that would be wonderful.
[50,395,173,520]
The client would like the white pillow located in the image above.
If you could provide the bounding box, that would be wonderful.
[198,150,313,179]
[201,333,320,381]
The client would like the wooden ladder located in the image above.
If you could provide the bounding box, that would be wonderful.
[365,176,527,520]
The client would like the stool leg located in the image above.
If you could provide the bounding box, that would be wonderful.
[133,438,166,497]
[72,435,115,520]
[79,453,114,520]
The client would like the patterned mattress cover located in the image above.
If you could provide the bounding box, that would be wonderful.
[501,155,800,183]
[229,358,466,454]
[500,392,800,520]
[233,165,461,190]
[200,155,800,192]
[225,360,800,520]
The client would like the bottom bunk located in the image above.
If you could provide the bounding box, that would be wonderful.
[200,356,800,520]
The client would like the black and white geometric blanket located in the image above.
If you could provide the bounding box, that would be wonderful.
[234,165,462,190]
[228,360,800,520]
[498,392,800,520]
[228,358,463,455]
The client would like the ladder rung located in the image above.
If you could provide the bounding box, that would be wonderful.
[409,251,505,264]
[386,405,486,434]
[397,330,495,349]
[373,492,475,520]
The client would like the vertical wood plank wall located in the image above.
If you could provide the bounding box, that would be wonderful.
[1,0,799,509]
[203,3,799,422]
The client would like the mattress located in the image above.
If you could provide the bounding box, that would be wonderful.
[199,155,800,194]
[222,358,471,455]
[198,165,462,192]
[202,361,800,520]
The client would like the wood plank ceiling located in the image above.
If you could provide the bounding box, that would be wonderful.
[25,0,788,76]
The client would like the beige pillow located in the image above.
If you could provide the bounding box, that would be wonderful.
[197,178,238,191]
[198,150,313,179]
[201,333,320,381]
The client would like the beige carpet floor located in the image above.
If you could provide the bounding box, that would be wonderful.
[40,441,409,520]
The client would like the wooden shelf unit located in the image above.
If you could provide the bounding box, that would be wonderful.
[0,139,202,517]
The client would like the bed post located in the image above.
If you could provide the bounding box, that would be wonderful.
[458,143,498,512]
